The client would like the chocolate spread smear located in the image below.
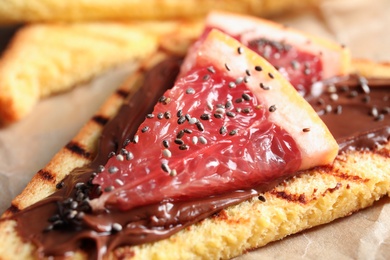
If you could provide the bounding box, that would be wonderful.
[2,58,390,259]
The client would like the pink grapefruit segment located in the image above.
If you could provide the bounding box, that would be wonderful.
[91,29,338,211]
[198,11,351,95]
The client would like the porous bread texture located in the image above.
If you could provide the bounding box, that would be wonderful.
[0,55,390,259]
[0,0,317,24]
[0,20,202,124]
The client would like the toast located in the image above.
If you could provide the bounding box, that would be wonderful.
[0,37,390,259]
[0,20,203,124]
[0,0,317,24]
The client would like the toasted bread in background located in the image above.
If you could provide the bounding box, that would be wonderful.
[0,35,390,259]
[0,20,203,124]
[0,0,317,24]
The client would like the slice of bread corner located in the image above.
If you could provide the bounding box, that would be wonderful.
[0,0,317,24]
[0,32,390,260]
[0,20,203,124]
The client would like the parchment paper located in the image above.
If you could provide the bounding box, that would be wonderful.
[0,0,389,259]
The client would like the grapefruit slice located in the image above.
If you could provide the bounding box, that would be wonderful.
[184,11,351,96]
[91,29,338,211]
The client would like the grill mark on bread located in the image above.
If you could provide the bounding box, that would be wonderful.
[65,141,91,159]
[92,115,110,126]
[271,182,342,204]
[8,204,20,214]
[375,147,390,158]
[37,169,55,182]
[116,89,129,99]
[321,166,370,183]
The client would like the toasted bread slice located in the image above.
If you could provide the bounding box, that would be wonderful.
[0,44,390,259]
[0,0,317,24]
[0,20,203,124]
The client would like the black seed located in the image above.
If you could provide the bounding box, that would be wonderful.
[258,195,266,202]
[228,82,236,88]
[196,121,205,131]
[186,88,195,94]
[216,104,224,109]
[185,114,191,121]
[126,152,134,160]
[162,140,169,148]
[177,109,183,117]
[200,114,211,120]
[158,96,167,103]
[225,100,233,109]
[370,107,379,117]
[302,128,310,132]
[104,186,114,192]
[237,46,243,54]
[179,144,189,150]
[375,114,384,121]
[141,126,150,133]
[146,113,154,119]
[70,201,78,210]
[268,105,277,112]
[177,130,185,139]
[56,181,65,189]
[335,105,343,115]
[48,214,60,222]
[317,98,325,106]
[268,72,274,79]
[291,60,300,70]
[108,166,119,174]
[203,74,210,81]
[164,111,171,119]
[348,90,358,98]
[229,129,237,136]
[207,66,216,74]
[226,111,236,118]
[235,98,243,103]
[260,82,270,90]
[184,128,193,134]
[242,93,251,101]
[174,139,184,145]
[214,113,223,119]
[244,76,250,83]
[245,69,251,76]
[98,165,105,173]
[242,107,252,114]
[382,107,390,114]
[161,163,170,173]
[112,223,123,232]
[157,113,164,119]
[219,126,227,135]
[325,105,332,113]
[235,77,244,85]
[255,65,262,71]
[225,63,231,71]
[177,116,186,124]
[362,95,371,103]
[108,151,115,158]
[359,77,370,94]
[121,148,128,155]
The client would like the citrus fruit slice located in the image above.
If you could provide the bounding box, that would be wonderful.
[91,29,338,211]
[195,11,351,95]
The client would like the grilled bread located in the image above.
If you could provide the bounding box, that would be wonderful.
[0,20,202,124]
[0,0,317,24]
[0,34,390,259]
[0,12,390,259]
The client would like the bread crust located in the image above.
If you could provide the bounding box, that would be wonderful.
[0,0,317,24]
[0,24,390,260]
[0,20,202,124]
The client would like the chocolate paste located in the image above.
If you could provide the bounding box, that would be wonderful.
[3,58,390,259]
